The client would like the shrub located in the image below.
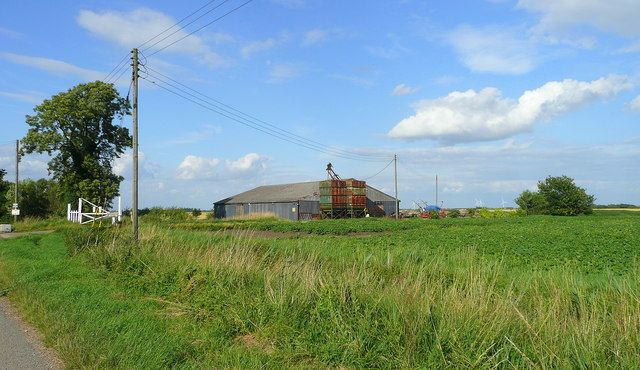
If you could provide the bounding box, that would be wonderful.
[448,209,460,218]
[191,209,202,218]
[139,207,189,222]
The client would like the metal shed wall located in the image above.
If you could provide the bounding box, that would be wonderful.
[215,202,300,221]
[299,200,320,220]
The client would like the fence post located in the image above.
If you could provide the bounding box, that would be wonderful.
[77,198,82,223]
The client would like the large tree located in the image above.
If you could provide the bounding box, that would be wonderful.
[515,176,595,216]
[21,81,131,207]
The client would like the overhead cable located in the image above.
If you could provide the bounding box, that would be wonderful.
[140,74,388,162]
[144,66,390,160]
[146,0,255,57]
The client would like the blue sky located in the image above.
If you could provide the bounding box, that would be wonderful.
[1,0,639,209]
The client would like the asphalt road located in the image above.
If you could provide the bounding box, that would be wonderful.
[0,298,62,370]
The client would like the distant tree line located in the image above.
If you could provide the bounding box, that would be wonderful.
[515,176,595,216]
[0,173,65,221]
[593,204,638,209]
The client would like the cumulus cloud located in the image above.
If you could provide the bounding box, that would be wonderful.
[174,153,267,180]
[0,52,104,81]
[388,75,632,143]
[176,155,220,180]
[226,153,267,172]
[519,0,640,37]
[447,25,537,74]
[77,8,228,67]
[391,84,419,96]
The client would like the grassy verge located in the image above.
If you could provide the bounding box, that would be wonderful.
[2,213,640,367]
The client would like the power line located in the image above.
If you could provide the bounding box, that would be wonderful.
[103,53,130,82]
[138,0,221,50]
[143,75,385,162]
[146,0,255,57]
[144,66,390,160]
[103,0,227,83]
[140,74,388,162]
[362,158,394,180]
[141,0,233,53]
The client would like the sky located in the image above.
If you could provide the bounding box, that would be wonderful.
[1,0,639,209]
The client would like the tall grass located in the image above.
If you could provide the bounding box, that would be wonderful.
[65,225,640,368]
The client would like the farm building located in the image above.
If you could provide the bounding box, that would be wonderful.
[214,181,398,220]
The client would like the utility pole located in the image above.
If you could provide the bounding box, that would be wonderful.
[14,140,19,222]
[394,154,399,219]
[436,174,439,207]
[132,48,139,241]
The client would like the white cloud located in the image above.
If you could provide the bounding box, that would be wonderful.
[388,75,632,143]
[366,43,409,60]
[629,95,640,111]
[77,8,228,67]
[391,84,419,96]
[0,90,43,104]
[267,62,303,83]
[176,155,220,180]
[166,124,222,145]
[113,151,158,179]
[519,0,640,37]
[241,33,289,58]
[303,29,329,46]
[618,41,640,54]
[226,153,267,172]
[447,25,537,74]
[0,52,104,81]
[302,28,343,46]
[0,27,23,39]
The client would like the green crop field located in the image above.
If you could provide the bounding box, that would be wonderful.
[1,210,639,368]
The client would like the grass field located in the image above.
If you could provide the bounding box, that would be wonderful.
[1,211,639,367]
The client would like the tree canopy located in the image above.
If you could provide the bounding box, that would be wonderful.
[516,176,595,216]
[0,169,10,220]
[21,81,131,206]
[5,179,64,218]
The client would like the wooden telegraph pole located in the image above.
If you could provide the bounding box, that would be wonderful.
[394,154,399,219]
[14,139,19,222]
[132,48,139,241]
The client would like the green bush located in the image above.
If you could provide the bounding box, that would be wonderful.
[139,207,190,222]
[448,209,460,218]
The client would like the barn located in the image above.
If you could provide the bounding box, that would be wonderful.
[214,181,398,220]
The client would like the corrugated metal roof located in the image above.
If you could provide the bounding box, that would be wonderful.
[215,181,396,204]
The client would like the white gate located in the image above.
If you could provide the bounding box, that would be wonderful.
[67,197,122,225]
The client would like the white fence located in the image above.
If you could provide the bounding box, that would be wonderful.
[67,197,122,225]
